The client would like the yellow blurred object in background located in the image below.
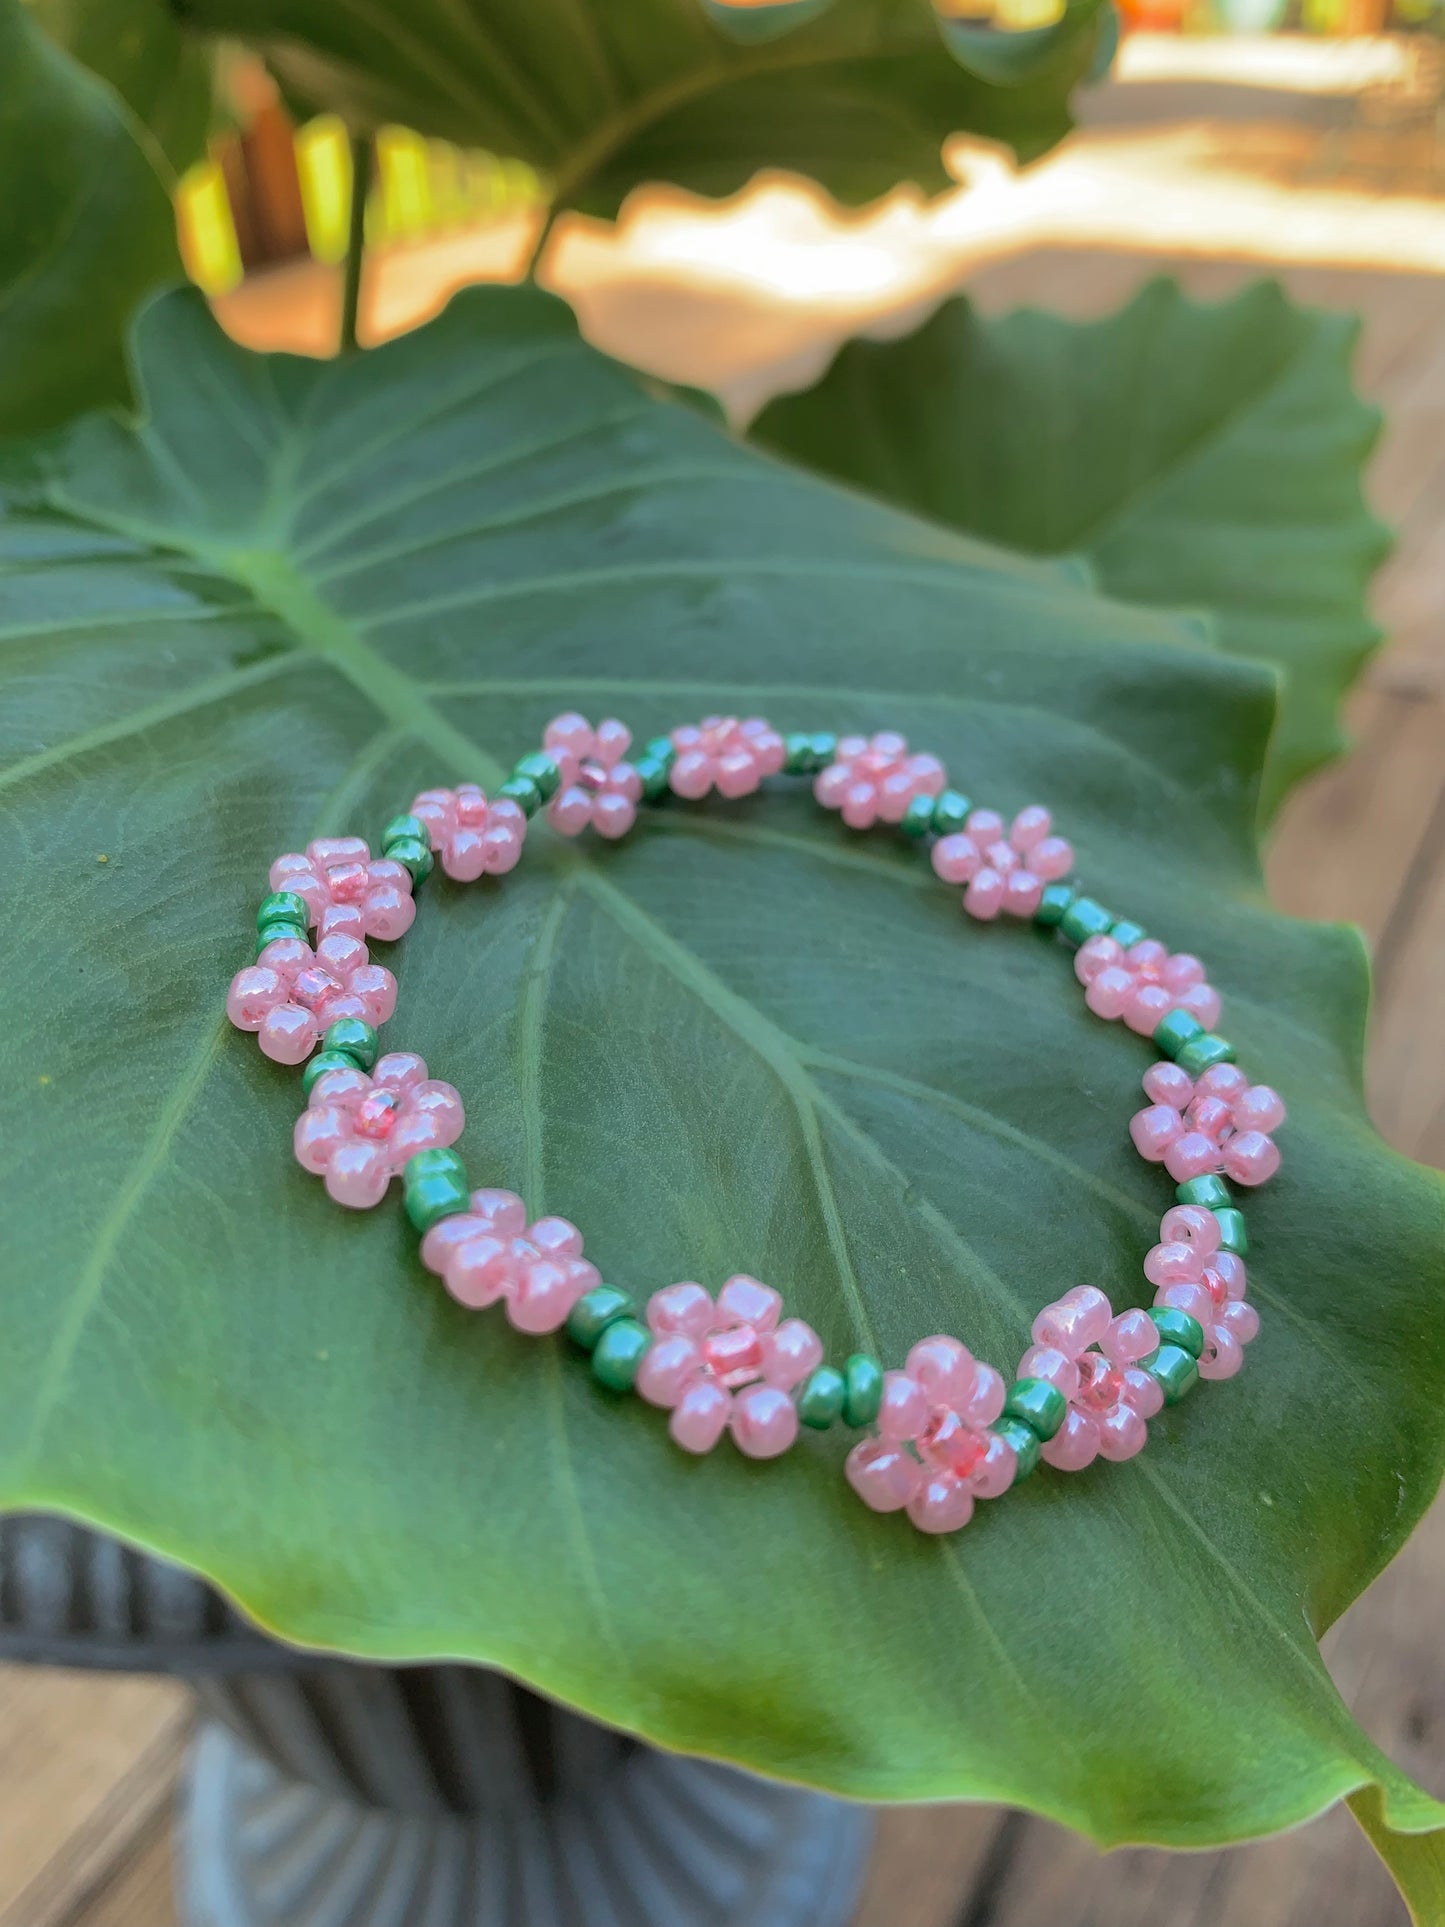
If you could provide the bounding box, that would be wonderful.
[175,159,243,295]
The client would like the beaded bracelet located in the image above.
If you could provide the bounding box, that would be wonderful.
[226,716,1283,1536]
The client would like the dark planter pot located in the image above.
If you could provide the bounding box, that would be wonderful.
[0,1514,871,1927]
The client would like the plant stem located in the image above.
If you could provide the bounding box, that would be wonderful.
[339,133,372,355]
[524,199,562,283]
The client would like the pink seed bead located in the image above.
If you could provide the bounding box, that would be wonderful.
[931,834,980,884]
[1125,983,1173,1036]
[716,1275,781,1333]
[636,1335,702,1407]
[1234,1085,1286,1133]
[318,904,365,942]
[1123,1366,1164,1419]
[1031,836,1073,881]
[544,712,593,759]
[646,1282,713,1339]
[1143,1062,1194,1108]
[1018,1345,1079,1400]
[443,828,488,879]
[960,1361,1007,1428]
[1041,1406,1099,1472]
[445,1235,511,1308]
[294,1106,347,1174]
[366,888,415,941]
[1010,805,1051,852]
[258,1004,319,1064]
[730,1384,799,1459]
[593,793,636,839]
[670,1380,731,1453]
[227,966,285,1030]
[509,1259,584,1333]
[878,1371,928,1442]
[1085,966,1135,1020]
[1199,1330,1244,1380]
[1096,1403,1148,1462]
[963,868,1005,920]
[1031,1287,1110,1358]
[1176,982,1221,1029]
[310,1065,369,1110]
[1103,1307,1158,1365]
[1222,1299,1260,1345]
[970,1431,1018,1498]
[671,750,713,800]
[1130,1104,1183,1162]
[1155,1281,1213,1327]
[256,936,312,972]
[349,965,397,1024]
[846,1438,922,1513]
[371,1052,426,1092]
[984,840,1017,876]
[965,809,1003,843]
[1144,1241,1203,1287]
[1159,1205,1222,1255]
[1213,1251,1248,1300]
[763,1319,823,1390]
[549,788,591,836]
[419,1212,488,1274]
[1186,1094,1233,1142]
[906,1474,975,1535]
[841,783,879,830]
[1074,935,1122,986]
[1222,1130,1281,1186]
[528,1217,584,1260]
[1003,870,1043,917]
[906,1336,975,1409]
[324,1138,391,1208]
[1164,1130,1220,1183]
[1197,1063,1249,1101]
[1161,953,1205,992]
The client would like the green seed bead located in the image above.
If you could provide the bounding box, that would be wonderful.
[386,835,434,883]
[634,754,671,802]
[256,920,307,956]
[513,752,561,802]
[1003,1376,1067,1442]
[257,891,310,933]
[323,1017,378,1070]
[797,1365,846,1430]
[1176,1033,1236,1079]
[841,1353,884,1427]
[404,1146,466,1187]
[1152,1008,1204,1060]
[901,794,936,839]
[1034,882,1075,929]
[930,790,972,836]
[1176,1174,1232,1210]
[404,1171,471,1235]
[566,1285,636,1351]
[1059,896,1113,946]
[301,1048,365,1096]
[784,731,833,774]
[497,776,542,817]
[381,813,428,852]
[1109,918,1148,950]
[1147,1343,1199,1405]
[1148,1306,1205,1359]
[991,1415,1041,1480]
[1213,1207,1248,1256]
[643,736,676,769]
[590,1318,651,1392]
[807,731,837,767]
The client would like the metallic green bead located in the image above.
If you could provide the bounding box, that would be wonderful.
[900,794,936,839]
[1059,896,1113,946]
[567,1286,636,1351]
[841,1353,883,1427]
[404,1147,466,1186]
[643,736,676,768]
[257,890,309,933]
[1176,1033,1236,1079]
[808,732,837,767]
[1034,882,1075,928]
[513,752,561,801]
[930,790,972,836]
[403,1171,470,1235]
[634,755,671,802]
[991,1415,1040,1480]
[1176,1174,1231,1210]
[323,1017,378,1070]
[591,1318,650,1392]
[498,776,542,817]
[1003,1377,1067,1442]
[256,920,306,956]
[301,1048,365,1097]
[783,731,825,774]
[797,1365,846,1429]
[386,835,433,883]
[1147,1343,1199,1405]
[1148,1306,1204,1359]
[381,813,427,851]
[1213,1207,1248,1256]
[1109,919,1147,950]
[1153,1008,1204,1060]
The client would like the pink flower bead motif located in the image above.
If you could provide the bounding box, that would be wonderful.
[270,838,415,942]
[540,713,643,841]
[1146,1206,1261,1380]
[1074,936,1220,1035]
[635,1275,822,1459]
[1128,1062,1285,1187]
[931,805,1074,922]
[813,731,947,830]
[293,1053,464,1208]
[419,1188,601,1333]
[227,931,398,1064]
[410,784,526,879]
[669,717,787,802]
[1022,1288,1161,1471]
[845,1336,1014,1534]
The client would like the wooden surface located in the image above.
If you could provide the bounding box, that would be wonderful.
[5,57,1444,1927]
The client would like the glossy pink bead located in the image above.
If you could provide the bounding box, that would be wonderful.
[963,868,1005,920]
[730,1385,800,1458]
[1164,1130,1221,1183]
[542,716,643,840]
[1222,1130,1281,1187]
[1143,1061,1194,1108]
[932,834,980,885]
[1233,1085,1287,1133]
[1130,1104,1183,1162]
[1159,1205,1221,1255]
[1031,1286,1111,1358]
[906,1474,975,1535]
[846,1438,923,1513]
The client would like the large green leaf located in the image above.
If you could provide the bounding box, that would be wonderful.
[0,0,181,437]
[752,280,1389,818]
[182,0,1108,217]
[2,286,1443,1913]
[29,0,213,173]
